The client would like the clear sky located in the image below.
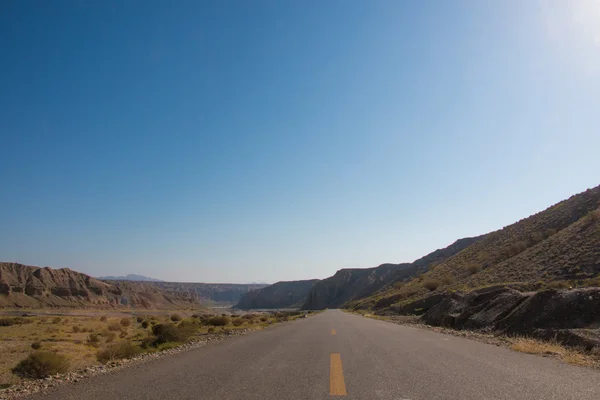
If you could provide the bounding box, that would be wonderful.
[1,1,599,283]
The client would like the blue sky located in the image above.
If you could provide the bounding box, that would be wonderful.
[1,1,599,283]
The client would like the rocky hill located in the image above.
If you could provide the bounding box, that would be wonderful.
[235,280,319,309]
[0,263,201,309]
[357,185,600,312]
[302,236,482,310]
[148,282,268,304]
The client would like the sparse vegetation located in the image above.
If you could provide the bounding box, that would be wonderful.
[232,319,244,326]
[170,314,182,322]
[0,317,30,327]
[120,318,131,327]
[87,332,100,347]
[12,351,70,379]
[96,343,142,364]
[423,279,441,291]
[466,263,480,275]
[208,316,230,326]
[107,322,121,332]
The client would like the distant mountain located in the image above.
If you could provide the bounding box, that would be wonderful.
[98,274,163,282]
[149,282,268,304]
[235,280,319,309]
[0,263,201,310]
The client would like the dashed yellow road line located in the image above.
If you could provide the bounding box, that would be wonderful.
[331,328,336,335]
[330,353,347,396]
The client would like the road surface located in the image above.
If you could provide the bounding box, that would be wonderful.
[27,309,600,400]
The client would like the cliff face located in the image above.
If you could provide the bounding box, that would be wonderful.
[0,263,201,309]
[235,280,319,309]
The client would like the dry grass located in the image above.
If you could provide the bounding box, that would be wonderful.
[509,337,597,367]
[0,309,309,385]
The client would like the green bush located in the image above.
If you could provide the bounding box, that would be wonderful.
[208,316,230,326]
[12,351,70,379]
[96,343,142,364]
[120,318,131,327]
[170,314,182,322]
[423,279,441,291]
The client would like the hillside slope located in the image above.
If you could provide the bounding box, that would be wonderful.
[235,280,319,309]
[303,235,483,310]
[148,282,268,304]
[0,263,201,309]
[359,185,600,312]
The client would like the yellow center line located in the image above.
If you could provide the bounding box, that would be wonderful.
[331,328,336,335]
[330,353,347,396]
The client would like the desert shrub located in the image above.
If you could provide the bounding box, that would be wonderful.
[103,331,117,342]
[547,281,569,289]
[72,326,80,333]
[207,327,215,333]
[12,351,70,379]
[107,323,121,332]
[232,319,244,326]
[96,343,142,364]
[221,314,228,317]
[99,316,108,322]
[51,317,61,324]
[119,331,127,339]
[440,275,454,285]
[243,314,256,320]
[120,318,131,327]
[136,316,144,323]
[393,281,405,290]
[140,336,155,349]
[423,279,441,291]
[151,323,193,345]
[0,317,30,327]
[141,320,149,329]
[208,316,230,326]
[31,342,42,350]
[87,333,100,347]
[170,314,182,322]
[260,317,268,322]
[466,264,480,275]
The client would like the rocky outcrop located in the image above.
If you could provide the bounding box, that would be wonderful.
[235,280,319,309]
[0,263,201,310]
[415,287,600,349]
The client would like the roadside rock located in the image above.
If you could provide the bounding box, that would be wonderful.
[414,287,600,349]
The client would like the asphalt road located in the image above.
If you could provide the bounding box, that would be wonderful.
[27,309,600,400]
